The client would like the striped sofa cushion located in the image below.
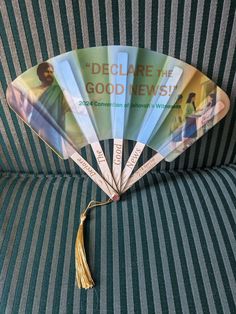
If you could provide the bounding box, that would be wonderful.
[0,0,236,174]
[0,165,236,313]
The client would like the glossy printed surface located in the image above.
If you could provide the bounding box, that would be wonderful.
[6,46,230,161]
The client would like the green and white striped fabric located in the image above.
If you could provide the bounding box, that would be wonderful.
[0,1,236,313]
[0,165,236,313]
[0,0,235,174]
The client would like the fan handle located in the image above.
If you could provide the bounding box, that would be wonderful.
[70,151,119,201]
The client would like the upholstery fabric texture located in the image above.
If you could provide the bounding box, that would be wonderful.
[0,0,236,173]
[0,0,236,313]
[0,166,236,313]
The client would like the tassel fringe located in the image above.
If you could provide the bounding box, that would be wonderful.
[75,199,113,289]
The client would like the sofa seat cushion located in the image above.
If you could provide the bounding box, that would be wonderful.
[0,164,236,313]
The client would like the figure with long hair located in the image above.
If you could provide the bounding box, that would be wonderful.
[7,62,85,155]
[183,92,197,147]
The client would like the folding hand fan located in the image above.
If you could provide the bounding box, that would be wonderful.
[5,46,230,289]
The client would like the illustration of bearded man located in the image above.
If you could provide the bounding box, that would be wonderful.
[7,62,85,155]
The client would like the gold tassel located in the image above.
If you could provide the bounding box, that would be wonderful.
[75,199,113,289]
